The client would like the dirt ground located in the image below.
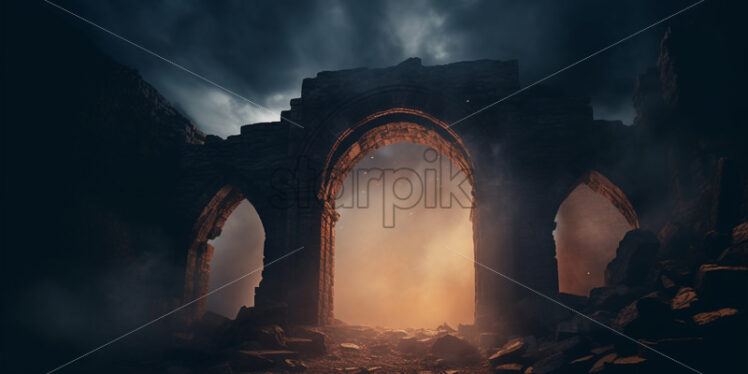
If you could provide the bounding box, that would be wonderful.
[297,324,490,373]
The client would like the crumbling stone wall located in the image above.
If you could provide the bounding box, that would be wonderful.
[176,58,651,333]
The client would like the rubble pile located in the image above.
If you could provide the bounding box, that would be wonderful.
[176,314,490,373]
[482,224,748,373]
[153,223,747,374]
[158,224,747,374]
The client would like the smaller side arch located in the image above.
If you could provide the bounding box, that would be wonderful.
[569,170,639,228]
[552,170,640,296]
[183,184,245,319]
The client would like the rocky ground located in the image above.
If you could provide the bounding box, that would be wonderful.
[113,222,746,373]
[479,223,748,374]
[182,317,489,374]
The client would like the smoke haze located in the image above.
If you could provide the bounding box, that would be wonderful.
[334,143,475,328]
[207,200,266,318]
[554,185,633,296]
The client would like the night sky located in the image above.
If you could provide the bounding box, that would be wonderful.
[52,0,695,136]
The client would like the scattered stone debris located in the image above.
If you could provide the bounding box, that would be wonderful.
[489,338,527,366]
[340,343,362,351]
[605,229,660,287]
[494,363,523,373]
[397,336,431,355]
[670,287,700,313]
[567,354,595,373]
[691,307,740,327]
[437,322,456,333]
[145,223,748,373]
[589,353,617,373]
[430,334,482,364]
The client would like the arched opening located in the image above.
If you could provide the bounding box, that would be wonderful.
[334,143,474,328]
[206,200,265,318]
[553,171,638,296]
[183,185,265,320]
[317,110,477,327]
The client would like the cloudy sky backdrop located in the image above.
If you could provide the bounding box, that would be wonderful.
[56,0,692,136]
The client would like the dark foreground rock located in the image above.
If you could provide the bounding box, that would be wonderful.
[430,334,482,364]
[695,264,748,308]
[605,230,660,287]
[489,338,528,366]
[230,350,298,371]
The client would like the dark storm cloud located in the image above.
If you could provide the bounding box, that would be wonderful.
[54,0,695,135]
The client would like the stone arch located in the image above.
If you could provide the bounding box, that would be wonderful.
[320,109,474,202]
[566,170,639,228]
[183,184,265,319]
[553,170,639,295]
[314,109,476,324]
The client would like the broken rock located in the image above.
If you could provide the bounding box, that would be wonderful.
[437,322,456,333]
[281,358,307,372]
[589,353,617,373]
[691,307,739,328]
[605,229,659,287]
[396,337,430,355]
[636,337,704,360]
[670,287,700,315]
[587,286,640,312]
[257,325,287,349]
[382,329,409,340]
[695,264,748,308]
[234,303,288,329]
[731,222,748,245]
[654,259,692,286]
[230,350,296,371]
[717,242,748,266]
[489,338,528,366]
[494,363,523,373]
[611,356,649,372]
[567,354,595,374]
[527,351,564,374]
[430,334,482,364]
[339,343,361,351]
[289,326,326,355]
[612,291,674,338]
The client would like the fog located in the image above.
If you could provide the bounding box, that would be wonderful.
[207,200,266,319]
[205,153,631,323]
[554,184,633,296]
[334,143,475,328]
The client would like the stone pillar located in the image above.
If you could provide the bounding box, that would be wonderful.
[278,199,327,325]
[319,199,339,325]
[254,203,292,310]
[185,241,214,319]
[473,181,521,333]
[473,178,562,335]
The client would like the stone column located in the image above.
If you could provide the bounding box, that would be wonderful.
[473,178,562,335]
[319,199,339,325]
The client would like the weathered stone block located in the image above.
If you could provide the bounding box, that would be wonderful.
[605,230,660,287]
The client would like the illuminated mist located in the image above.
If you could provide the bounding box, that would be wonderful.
[206,200,265,318]
[334,143,475,329]
[554,184,633,296]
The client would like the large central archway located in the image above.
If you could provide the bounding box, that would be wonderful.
[315,108,476,325]
[176,59,643,332]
